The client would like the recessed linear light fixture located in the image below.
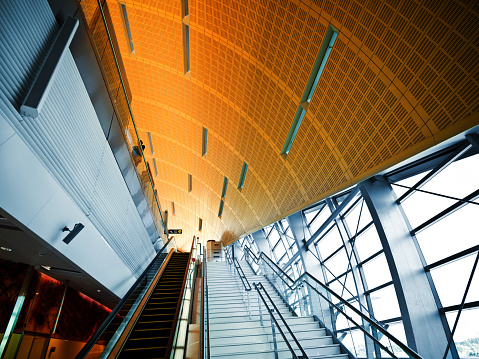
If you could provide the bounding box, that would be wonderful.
[62,223,84,244]
[281,25,338,157]
[202,127,208,156]
[238,162,248,190]
[181,0,190,74]
[119,3,135,54]
[153,158,158,176]
[221,176,229,198]
[147,132,154,155]
[218,199,225,218]
[183,24,190,74]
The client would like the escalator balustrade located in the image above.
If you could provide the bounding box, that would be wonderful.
[118,252,190,358]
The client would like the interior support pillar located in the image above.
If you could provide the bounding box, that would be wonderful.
[251,230,272,258]
[359,178,451,359]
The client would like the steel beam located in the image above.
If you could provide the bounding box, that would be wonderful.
[360,178,452,359]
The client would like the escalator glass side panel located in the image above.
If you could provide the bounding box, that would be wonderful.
[118,253,190,359]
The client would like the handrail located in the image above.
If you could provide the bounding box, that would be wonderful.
[225,249,251,291]
[250,249,424,359]
[204,249,210,359]
[165,236,197,358]
[93,0,166,235]
[76,238,173,359]
[298,275,398,358]
[254,282,309,359]
[244,246,293,284]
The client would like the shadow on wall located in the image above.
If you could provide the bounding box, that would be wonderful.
[221,230,238,247]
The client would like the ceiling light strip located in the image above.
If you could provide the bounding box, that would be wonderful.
[221,176,229,198]
[202,127,208,156]
[281,25,338,156]
[218,199,225,218]
[238,162,248,190]
[183,24,190,74]
[119,3,135,54]
[181,0,190,74]
[147,131,154,154]
[153,158,158,176]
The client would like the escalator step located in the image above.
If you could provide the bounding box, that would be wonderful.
[118,252,190,359]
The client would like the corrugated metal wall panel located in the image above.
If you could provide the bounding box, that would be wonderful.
[0,0,154,277]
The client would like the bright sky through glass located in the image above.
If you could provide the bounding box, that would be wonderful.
[394,154,479,345]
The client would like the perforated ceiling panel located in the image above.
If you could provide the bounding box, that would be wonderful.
[78,0,479,250]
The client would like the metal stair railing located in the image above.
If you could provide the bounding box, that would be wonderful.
[254,282,309,359]
[200,247,211,359]
[75,237,175,359]
[243,246,424,359]
[224,248,252,319]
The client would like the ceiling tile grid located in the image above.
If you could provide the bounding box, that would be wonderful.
[78,0,479,250]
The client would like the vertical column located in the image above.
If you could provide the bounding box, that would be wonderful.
[251,230,272,258]
[360,178,450,359]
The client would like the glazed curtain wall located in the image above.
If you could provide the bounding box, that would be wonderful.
[234,137,479,359]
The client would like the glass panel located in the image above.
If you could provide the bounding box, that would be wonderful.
[355,225,382,262]
[445,308,479,358]
[305,204,324,224]
[310,205,332,234]
[345,199,373,234]
[338,329,367,357]
[362,253,392,290]
[324,248,349,282]
[273,240,287,262]
[378,321,407,358]
[416,203,479,264]
[399,155,479,230]
[392,171,430,200]
[369,284,401,321]
[268,228,281,248]
[316,226,344,259]
[430,254,479,307]
[421,155,479,201]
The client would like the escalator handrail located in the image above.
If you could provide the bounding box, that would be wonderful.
[75,237,174,359]
[164,236,197,358]
[254,282,308,359]
[252,249,424,359]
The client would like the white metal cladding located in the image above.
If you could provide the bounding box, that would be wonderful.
[0,0,155,277]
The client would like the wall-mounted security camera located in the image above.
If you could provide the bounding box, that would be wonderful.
[62,223,84,244]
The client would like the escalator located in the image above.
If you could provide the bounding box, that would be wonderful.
[118,252,190,358]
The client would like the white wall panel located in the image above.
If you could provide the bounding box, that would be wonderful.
[0,0,155,277]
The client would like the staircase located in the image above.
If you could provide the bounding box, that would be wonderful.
[207,260,349,359]
[118,252,190,358]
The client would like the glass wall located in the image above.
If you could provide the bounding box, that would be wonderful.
[388,146,479,359]
[232,138,479,359]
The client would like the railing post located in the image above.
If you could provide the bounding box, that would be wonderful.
[247,291,252,320]
[257,288,264,327]
[270,312,279,359]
